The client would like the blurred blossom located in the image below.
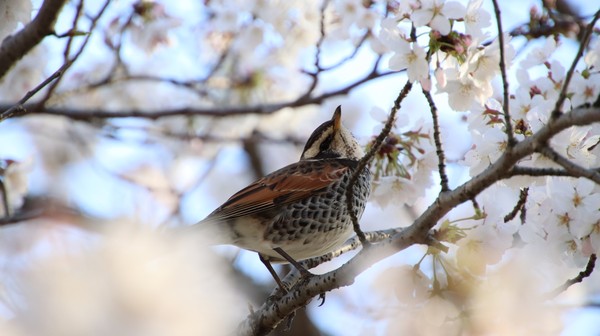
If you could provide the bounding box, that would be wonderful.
[520,37,558,70]
[0,45,47,101]
[334,0,380,32]
[372,265,430,305]
[22,117,95,178]
[130,16,181,52]
[469,257,563,334]
[122,164,179,215]
[384,295,461,335]
[434,67,446,88]
[584,38,600,69]
[5,223,243,336]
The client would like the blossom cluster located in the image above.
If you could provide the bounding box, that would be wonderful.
[349,0,600,331]
[364,0,600,265]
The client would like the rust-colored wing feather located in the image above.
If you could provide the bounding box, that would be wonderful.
[206,160,350,221]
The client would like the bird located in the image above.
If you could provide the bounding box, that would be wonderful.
[192,106,371,291]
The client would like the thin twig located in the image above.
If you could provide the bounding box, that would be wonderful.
[503,187,528,223]
[37,0,86,106]
[491,0,516,147]
[0,0,111,123]
[318,32,370,71]
[0,71,397,122]
[298,0,330,99]
[345,80,413,246]
[422,88,449,192]
[545,254,597,299]
[0,65,66,122]
[508,166,577,177]
[538,146,600,184]
[550,9,600,120]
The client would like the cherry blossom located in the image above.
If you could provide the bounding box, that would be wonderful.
[463,0,491,39]
[520,36,558,69]
[442,75,492,111]
[387,37,429,82]
[411,0,466,35]
[584,38,600,70]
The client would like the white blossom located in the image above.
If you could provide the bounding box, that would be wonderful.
[464,0,491,39]
[570,71,600,107]
[387,38,429,82]
[411,0,466,35]
[442,75,492,111]
[584,38,600,69]
[520,37,557,69]
[463,125,506,175]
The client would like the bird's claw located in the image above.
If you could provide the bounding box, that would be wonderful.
[318,292,326,306]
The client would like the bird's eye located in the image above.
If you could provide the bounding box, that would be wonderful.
[319,134,333,152]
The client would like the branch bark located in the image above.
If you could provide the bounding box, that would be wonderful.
[0,0,68,79]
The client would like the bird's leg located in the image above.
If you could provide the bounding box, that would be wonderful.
[272,247,312,278]
[272,247,326,305]
[270,247,325,307]
[258,253,289,293]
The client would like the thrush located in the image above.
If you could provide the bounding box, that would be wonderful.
[192,106,371,291]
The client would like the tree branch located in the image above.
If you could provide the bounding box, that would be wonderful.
[508,166,576,177]
[0,71,397,122]
[238,105,600,335]
[537,146,600,184]
[503,187,528,223]
[0,0,69,79]
[0,63,66,122]
[545,254,597,299]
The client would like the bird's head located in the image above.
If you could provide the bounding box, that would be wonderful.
[300,106,364,161]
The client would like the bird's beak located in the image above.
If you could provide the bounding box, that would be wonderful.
[332,105,342,131]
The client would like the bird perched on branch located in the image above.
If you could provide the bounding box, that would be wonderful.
[192,106,371,291]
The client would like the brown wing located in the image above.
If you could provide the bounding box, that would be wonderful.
[206,160,350,221]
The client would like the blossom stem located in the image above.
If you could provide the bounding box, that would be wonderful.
[491,0,516,147]
[537,146,600,184]
[550,9,600,120]
[346,80,413,246]
[422,88,450,192]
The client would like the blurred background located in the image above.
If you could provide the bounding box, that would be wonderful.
[0,0,599,335]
